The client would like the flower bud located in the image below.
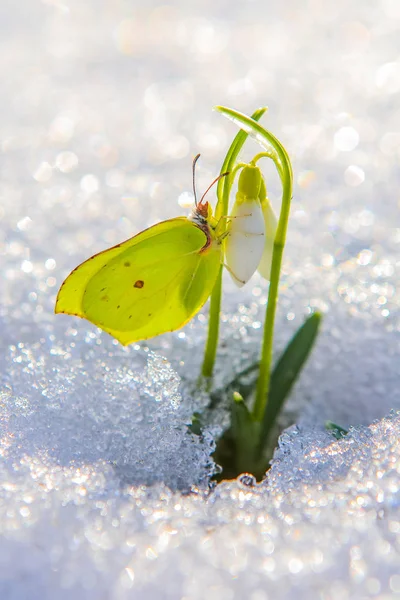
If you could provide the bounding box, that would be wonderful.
[237,164,262,200]
[257,178,277,281]
[225,165,265,287]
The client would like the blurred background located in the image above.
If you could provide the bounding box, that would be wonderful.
[1,0,399,424]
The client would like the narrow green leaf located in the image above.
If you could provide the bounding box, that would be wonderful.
[215,107,267,221]
[325,421,348,439]
[231,393,261,475]
[188,411,203,436]
[226,361,259,391]
[215,105,293,189]
[259,312,322,448]
[207,360,260,411]
[231,391,252,439]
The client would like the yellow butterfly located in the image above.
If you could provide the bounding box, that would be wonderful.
[55,156,228,345]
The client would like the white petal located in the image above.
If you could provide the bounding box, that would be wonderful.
[225,199,265,287]
[257,201,277,281]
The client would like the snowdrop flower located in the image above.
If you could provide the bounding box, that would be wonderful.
[257,177,277,281]
[225,165,265,287]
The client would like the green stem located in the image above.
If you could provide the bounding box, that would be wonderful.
[201,168,232,378]
[202,266,223,377]
[253,152,292,422]
[201,107,267,378]
[226,163,247,189]
[253,240,285,421]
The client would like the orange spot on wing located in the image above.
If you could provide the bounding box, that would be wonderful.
[134,280,144,288]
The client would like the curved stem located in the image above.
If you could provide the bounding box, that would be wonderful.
[251,151,283,179]
[226,163,247,190]
[201,107,267,378]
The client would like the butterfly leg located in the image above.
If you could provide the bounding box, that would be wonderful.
[214,214,254,240]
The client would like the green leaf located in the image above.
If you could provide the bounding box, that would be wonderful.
[207,362,259,414]
[188,411,203,436]
[230,393,263,477]
[215,105,293,192]
[215,107,267,221]
[231,392,253,443]
[259,312,322,449]
[325,420,348,439]
[213,392,270,480]
[212,392,254,480]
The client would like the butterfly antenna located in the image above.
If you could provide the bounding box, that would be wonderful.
[199,171,230,205]
[192,153,201,206]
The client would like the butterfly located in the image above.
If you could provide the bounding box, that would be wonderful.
[55,155,228,345]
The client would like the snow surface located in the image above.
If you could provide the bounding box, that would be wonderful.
[1,0,400,598]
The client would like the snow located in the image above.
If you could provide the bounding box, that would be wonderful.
[1,0,400,597]
[2,415,400,599]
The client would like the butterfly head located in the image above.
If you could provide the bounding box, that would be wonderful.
[196,200,210,219]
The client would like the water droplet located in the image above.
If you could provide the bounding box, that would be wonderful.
[344,165,365,186]
[80,174,99,194]
[238,473,256,487]
[334,127,359,152]
[33,162,53,182]
[55,151,79,173]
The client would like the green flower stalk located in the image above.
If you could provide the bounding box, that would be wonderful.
[200,105,322,478]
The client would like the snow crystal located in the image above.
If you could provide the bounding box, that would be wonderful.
[1,344,215,490]
[1,0,400,598]
[1,416,400,599]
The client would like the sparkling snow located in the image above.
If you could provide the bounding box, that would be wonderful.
[1,0,400,598]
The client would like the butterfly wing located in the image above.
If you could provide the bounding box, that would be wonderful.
[55,217,221,344]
